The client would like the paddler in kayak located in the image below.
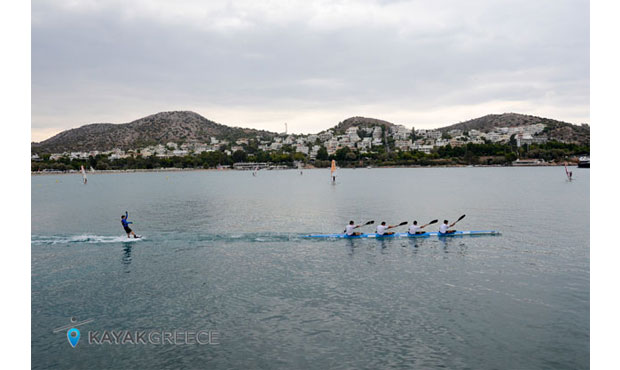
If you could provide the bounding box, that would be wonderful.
[439,219,457,234]
[408,221,427,235]
[376,221,397,236]
[121,211,140,238]
[345,221,363,236]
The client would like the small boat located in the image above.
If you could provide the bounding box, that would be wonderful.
[512,159,543,166]
[578,156,590,168]
[303,231,500,238]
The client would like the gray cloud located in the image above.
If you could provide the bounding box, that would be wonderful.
[32,0,589,140]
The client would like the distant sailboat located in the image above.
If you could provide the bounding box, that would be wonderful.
[89,166,95,173]
[80,165,88,184]
[330,160,336,183]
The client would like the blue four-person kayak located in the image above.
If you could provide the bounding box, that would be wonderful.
[303,231,500,238]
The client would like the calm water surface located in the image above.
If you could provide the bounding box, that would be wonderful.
[31,167,589,369]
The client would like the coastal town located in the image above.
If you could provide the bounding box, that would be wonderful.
[32,123,558,165]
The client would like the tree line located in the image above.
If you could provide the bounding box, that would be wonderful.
[31,141,589,171]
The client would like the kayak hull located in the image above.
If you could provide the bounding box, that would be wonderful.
[303,231,500,238]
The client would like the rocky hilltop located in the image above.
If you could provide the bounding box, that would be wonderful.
[327,116,397,134]
[32,111,278,153]
[439,113,589,144]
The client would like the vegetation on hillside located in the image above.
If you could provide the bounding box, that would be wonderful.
[32,140,589,172]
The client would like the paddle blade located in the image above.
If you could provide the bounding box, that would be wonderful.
[456,214,466,223]
[398,221,408,226]
[428,219,438,225]
[364,220,375,225]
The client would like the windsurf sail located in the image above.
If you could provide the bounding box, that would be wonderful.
[330,160,336,181]
[80,165,87,184]
[564,162,572,181]
[90,166,95,173]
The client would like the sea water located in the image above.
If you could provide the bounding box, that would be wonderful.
[31,167,589,369]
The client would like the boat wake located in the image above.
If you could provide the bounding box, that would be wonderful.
[31,231,498,245]
[31,234,144,245]
[30,232,303,245]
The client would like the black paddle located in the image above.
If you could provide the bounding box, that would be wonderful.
[422,219,438,228]
[389,221,408,229]
[453,214,466,226]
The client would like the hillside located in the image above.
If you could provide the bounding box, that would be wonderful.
[439,113,589,144]
[327,116,396,134]
[32,111,590,154]
[31,111,278,153]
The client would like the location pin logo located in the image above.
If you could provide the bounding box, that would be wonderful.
[67,328,80,348]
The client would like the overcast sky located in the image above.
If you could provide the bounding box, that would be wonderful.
[31,0,589,141]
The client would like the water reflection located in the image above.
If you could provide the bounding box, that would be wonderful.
[438,237,469,255]
[121,243,132,272]
[346,239,357,256]
[377,239,391,253]
[408,239,420,254]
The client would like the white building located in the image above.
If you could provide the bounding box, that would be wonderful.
[412,144,434,154]
[345,126,359,135]
[140,148,154,157]
[394,139,412,151]
[70,152,89,159]
[392,125,412,140]
[172,149,189,156]
[295,144,309,155]
[326,138,339,155]
[449,138,466,147]
[372,126,383,139]
[319,131,333,141]
[357,138,372,152]
[348,130,361,143]
[486,132,504,142]
[194,145,209,153]
[109,153,129,160]
[427,130,442,140]
[309,145,321,159]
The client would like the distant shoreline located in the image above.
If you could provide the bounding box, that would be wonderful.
[31,163,577,175]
